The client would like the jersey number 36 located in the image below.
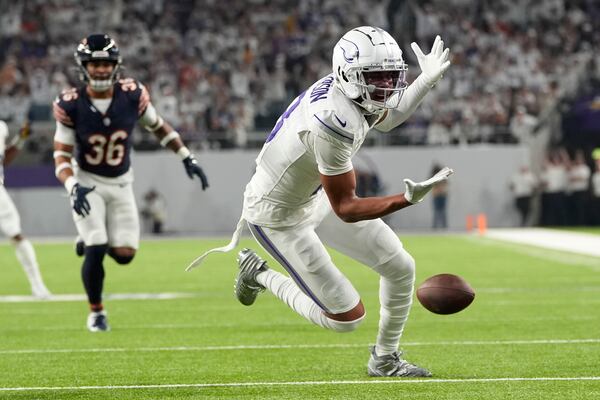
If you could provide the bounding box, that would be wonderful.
[85,131,127,166]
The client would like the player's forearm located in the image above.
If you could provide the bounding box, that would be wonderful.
[333,193,412,223]
[376,74,432,131]
[152,123,192,158]
[53,144,76,191]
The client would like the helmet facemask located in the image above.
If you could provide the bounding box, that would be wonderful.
[353,66,408,113]
[79,60,120,92]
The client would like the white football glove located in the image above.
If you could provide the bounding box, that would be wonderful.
[404,167,454,204]
[411,35,451,86]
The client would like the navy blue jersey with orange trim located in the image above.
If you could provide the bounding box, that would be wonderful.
[53,78,151,177]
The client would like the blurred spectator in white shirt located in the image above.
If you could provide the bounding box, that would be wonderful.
[540,151,569,226]
[509,165,537,226]
[509,106,538,144]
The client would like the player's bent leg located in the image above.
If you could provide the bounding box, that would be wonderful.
[11,234,51,299]
[236,248,364,333]
[248,223,360,314]
[317,213,428,375]
[107,247,136,265]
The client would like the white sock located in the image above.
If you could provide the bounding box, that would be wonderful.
[256,268,360,332]
[14,239,50,296]
[372,251,415,356]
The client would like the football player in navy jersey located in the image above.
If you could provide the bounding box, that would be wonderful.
[52,34,209,332]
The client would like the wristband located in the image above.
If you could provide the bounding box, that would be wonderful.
[53,150,72,158]
[148,116,164,132]
[64,176,77,192]
[177,146,191,160]
[55,162,73,177]
[160,130,180,147]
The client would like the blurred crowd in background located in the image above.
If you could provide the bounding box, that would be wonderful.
[510,150,600,227]
[0,0,599,154]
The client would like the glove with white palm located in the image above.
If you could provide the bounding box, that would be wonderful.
[403,167,454,204]
[411,35,451,87]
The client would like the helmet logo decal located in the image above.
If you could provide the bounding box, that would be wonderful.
[91,51,110,58]
[340,38,359,63]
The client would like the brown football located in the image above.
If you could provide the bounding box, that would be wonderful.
[416,274,475,315]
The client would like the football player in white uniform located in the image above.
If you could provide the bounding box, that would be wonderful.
[0,121,51,299]
[53,34,209,332]
[188,26,452,376]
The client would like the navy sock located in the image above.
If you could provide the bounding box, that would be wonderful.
[81,244,108,305]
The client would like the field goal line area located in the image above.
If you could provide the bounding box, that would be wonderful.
[2,376,600,392]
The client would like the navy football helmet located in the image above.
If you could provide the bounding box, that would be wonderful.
[75,34,122,92]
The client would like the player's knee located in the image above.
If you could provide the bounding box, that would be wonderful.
[325,301,366,333]
[10,234,24,244]
[376,250,415,282]
[85,244,108,262]
[108,247,136,265]
[326,313,365,333]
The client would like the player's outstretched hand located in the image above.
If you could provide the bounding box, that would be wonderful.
[183,154,209,190]
[411,35,451,86]
[403,166,453,204]
[70,183,95,217]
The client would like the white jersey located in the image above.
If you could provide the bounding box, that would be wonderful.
[511,171,536,197]
[243,75,379,228]
[0,120,7,182]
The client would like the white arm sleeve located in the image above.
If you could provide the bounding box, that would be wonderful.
[375,73,433,132]
[139,102,161,129]
[53,121,75,146]
[313,132,353,176]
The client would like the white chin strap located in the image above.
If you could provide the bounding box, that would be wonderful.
[89,79,113,92]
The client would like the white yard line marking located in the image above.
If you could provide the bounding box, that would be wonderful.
[0,293,199,303]
[2,338,599,355]
[2,376,600,391]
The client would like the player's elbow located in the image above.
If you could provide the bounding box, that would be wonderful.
[331,202,360,223]
[337,213,359,223]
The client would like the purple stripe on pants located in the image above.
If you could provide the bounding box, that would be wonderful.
[249,223,330,313]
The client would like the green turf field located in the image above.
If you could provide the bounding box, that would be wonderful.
[1,234,600,399]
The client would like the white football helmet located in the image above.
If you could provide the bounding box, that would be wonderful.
[332,26,407,113]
